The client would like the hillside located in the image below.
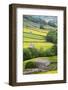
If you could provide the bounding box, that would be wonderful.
[23,15,57,75]
[23,15,57,31]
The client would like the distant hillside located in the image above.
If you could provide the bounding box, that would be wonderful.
[23,15,57,30]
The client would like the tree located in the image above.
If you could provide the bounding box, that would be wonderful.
[25,61,36,69]
[48,21,57,27]
[46,30,57,44]
[23,48,32,60]
[51,44,57,55]
[40,24,44,29]
[45,30,57,56]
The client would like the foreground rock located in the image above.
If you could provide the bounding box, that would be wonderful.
[23,68,49,74]
[35,59,50,69]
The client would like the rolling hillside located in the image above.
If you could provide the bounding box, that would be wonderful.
[23,15,57,30]
[23,15,57,74]
[23,15,57,50]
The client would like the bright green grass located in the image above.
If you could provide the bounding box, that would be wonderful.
[24,56,57,64]
[48,56,57,62]
[24,59,35,66]
[24,57,48,64]
[23,42,54,50]
[24,32,45,40]
[23,27,48,36]
[23,27,54,50]
[24,37,45,42]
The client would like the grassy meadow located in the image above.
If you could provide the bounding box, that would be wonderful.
[23,27,54,50]
[23,15,57,75]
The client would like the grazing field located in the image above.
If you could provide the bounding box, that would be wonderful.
[23,27,48,36]
[24,42,53,50]
[23,27,57,74]
[23,27,54,50]
[23,15,57,75]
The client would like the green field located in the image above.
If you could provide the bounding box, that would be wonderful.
[23,27,54,50]
[24,56,57,65]
[23,27,57,74]
[24,42,53,50]
[23,56,57,74]
[24,27,48,36]
[23,28,48,42]
[23,15,57,75]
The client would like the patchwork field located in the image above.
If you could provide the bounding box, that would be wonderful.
[24,27,48,36]
[23,15,57,75]
[23,27,54,50]
[23,27,57,74]
[24,42,53,50]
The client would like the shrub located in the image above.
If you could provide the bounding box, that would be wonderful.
[40,25,44,29]
[23,45,57,60]
[39,50,44,57]
[39,48,46,57]
[42,45,57,57]
[51,44,57,55]
[46,30,57,44]
[23,48,40,60]
[48,21,57,27]
[28,48,39,58]
[23,48,32,61]
[43,49,54,56]
[25,61,36,69]
[38,47,53,57]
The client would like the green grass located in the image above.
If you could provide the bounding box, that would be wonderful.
[23,27,57,74]
[24,37,45,42]
[24,32,45,40]
[48,56,57,62]
[23,42,53,50]
[23,27,48,36]
[23,27,48,42]
[23,27,54,50]
[24,56,57,64]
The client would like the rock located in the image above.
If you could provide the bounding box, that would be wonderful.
[23,68,41,74]
[23,58,51,75]
[35,59,50,69]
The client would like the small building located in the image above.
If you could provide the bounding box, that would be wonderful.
[29,43,35,48]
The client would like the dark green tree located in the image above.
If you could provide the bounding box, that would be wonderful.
[25,61,36,69]
[45,30,57,56]
[46,30,57,44]
[23,48,32,60]
[40,24,44,29]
